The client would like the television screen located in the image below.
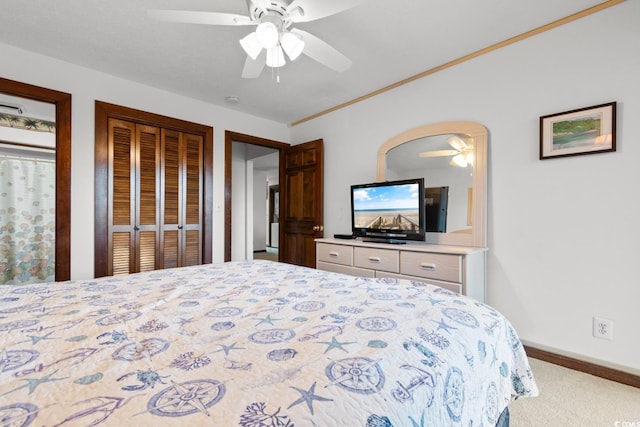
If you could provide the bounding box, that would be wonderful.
[351,178,425,242]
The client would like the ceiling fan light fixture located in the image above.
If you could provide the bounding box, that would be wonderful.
[255,21,279,49]
[266,45,286,68]
[281,31,304,60]
[240,32,262,59]
[451,154,468,168]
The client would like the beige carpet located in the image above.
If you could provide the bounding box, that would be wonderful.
[510,358,640,426]
[253,248,278,262]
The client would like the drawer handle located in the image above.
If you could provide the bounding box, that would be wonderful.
[420,263,437,271]
[329,252,340,258]
[368,256,382,263]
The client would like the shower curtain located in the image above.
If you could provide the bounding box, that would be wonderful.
[0,157,56,284]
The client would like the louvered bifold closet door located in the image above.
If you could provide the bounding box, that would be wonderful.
[135,124,161,273]
[161,130,203,268]
[161,129,181,269]
[182,132,203,266]
[108,119,136,275]
[107,119,160,275]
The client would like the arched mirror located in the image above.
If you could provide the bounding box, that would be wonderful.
[377,121,487,248]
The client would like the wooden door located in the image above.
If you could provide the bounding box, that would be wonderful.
[109,120,206,275]
[160,129,181,269]
[95,101,213,278]
[108,119,160,275]
[181,132,203,266]
[280,139,324,268]
[135,124,161,273]
[108,118,136,275]
[161,130,202,269]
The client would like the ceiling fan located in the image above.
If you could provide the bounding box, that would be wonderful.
[149,0,363,79]
[419,135,474,167]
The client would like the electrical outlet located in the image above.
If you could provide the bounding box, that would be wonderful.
[593,317,613,340]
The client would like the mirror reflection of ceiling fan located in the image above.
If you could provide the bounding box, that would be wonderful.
[148,0,364,79]
[419,135,474,167]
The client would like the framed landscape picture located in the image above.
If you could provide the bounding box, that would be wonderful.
[540,102,616,159]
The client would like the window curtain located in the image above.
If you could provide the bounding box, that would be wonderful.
[0,157,56,284]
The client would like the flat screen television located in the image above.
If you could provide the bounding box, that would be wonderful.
[351,178,426,243]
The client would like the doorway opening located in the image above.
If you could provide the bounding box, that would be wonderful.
[225,132,324,268]
[0,96,56,284]
[224,131,288,262]
[0,77,71,282]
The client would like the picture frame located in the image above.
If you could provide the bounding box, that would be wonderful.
[540,101,616,160]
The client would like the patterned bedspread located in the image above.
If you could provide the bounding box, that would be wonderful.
[0,260,537,426]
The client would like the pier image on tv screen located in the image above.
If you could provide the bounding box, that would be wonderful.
[352,182,421,232]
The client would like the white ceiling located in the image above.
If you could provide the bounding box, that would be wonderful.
[0,0,606,125]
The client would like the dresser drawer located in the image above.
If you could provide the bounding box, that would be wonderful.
[376,271,463,294]
[316,243,353,266]
[316,261,375,278]
[354,246,399,273]
[400,251,461,283]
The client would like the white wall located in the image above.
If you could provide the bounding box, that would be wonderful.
[253,169,268,252]
[290,2,640,373]
[0,42,289,278]
[231,144,249,261]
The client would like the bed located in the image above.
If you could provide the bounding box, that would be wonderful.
[0,260,537,426]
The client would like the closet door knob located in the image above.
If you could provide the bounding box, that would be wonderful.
[178,225,183,229]
[133,225,140,231]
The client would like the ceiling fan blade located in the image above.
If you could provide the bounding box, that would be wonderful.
[446,135,468,151]
[290,28,351,72]
[148,10,254,26]
[286,0,365,23]
[418,150,460,158]
[242,53,266,78]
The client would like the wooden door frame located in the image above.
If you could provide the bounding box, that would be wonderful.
[0,77,71,281]
[224,131,289,262]
[94,101,213,277]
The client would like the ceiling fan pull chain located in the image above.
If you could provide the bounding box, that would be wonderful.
[270,65,281,83]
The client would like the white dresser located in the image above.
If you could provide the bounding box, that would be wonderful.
[316,238,487,302]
